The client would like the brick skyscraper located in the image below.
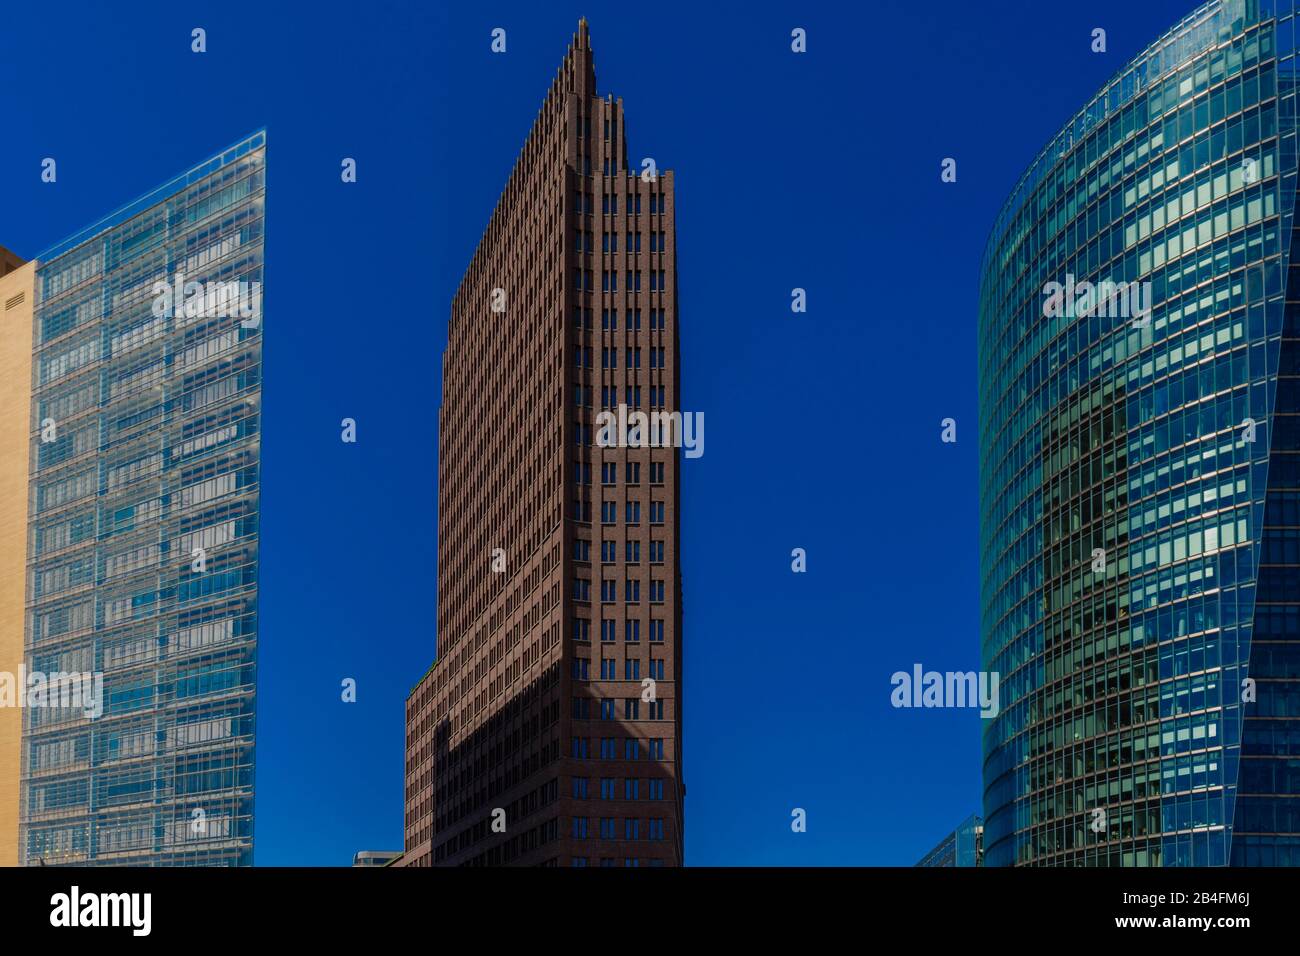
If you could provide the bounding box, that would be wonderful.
[402,20,684,867]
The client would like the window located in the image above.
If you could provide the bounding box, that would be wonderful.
[600,738,617,760]
[624,778,640,800]
[649,658,664,680]
[571,658,589,680]
[572,857,589,867]
[650,501,665,524]
[626,348,641,369]
[573,539,591,561]
[648,779,664,800]
[601,579,616,602]
[625,738,641,760]
[571,618,590,642]
[600,698,615,720]
[648,738,664,760]
[625,619,641,643]
[624,698,640,720]
[626,501,641,523]
[600,818,617,839]
[572,697,590,719]
[649,540,664,563]
[601,658,617,680]
[625,580,640,603]
[602,308,616,331]
[625,658,641,680]
[601,463,617,485]
[573,778,589,799]
[649,818,665,840]
[626,541,641,563]
[601,619,616,643]
[649,620,665,642]
[650,462,665,484]
[626,462,641,484]
[572,817,589,839]
[601,541,617,563]
[572,737,590,759]
[650,580,665,603]
[601,778,616,800]
[648,699,664,720]
[625,818,641,840]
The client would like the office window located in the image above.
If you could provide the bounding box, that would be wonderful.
[601,778,616,800]
[573,777,589,799]
[625,738,641,760]
[625,579,640,603]
[601,463,617,485]
[625,818,641,840]
[650,501,665,524]
[650,462,665,483]
[601,541,617,563]
[624,698,640,720]
[572,817,589,839]
[600,818,617,839]
[649,658,664,680]
[573,539,591,561]
[600,738,617,760]
[648,779,664,800]
[600,698,615,720]
[572,737,590,759]
[648,738,664,759]
[601,579,617,602]
[649,818,665,840]
[601,658,617,680]
[649,619,664,642]
[571,658,589,680]
[624,778,640,800]
[649,540,664,563]
[625,658,642,680]
[626,501,641,523]
[601,619,616,643]
[626,541,641,563]
[650,579,665,603]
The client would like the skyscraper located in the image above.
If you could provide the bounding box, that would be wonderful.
[980,0,1300,866]
[7,132,265,865]
[916,814,984,868]
[402,21,684,867]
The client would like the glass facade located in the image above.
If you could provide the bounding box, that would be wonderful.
[20,132,265,865]
[980,1,1300,866]
[916,814,985,867]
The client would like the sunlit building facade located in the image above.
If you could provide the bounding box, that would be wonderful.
[16,132,265,865]
[980,1,1300,866]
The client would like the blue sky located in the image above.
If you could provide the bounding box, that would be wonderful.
[0,0,1201,864]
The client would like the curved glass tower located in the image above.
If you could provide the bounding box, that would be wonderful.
[980,0,1300,866]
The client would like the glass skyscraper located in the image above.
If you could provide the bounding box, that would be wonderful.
[916,814,985,867]
[980,1,1299,866]
[18,132,265,865]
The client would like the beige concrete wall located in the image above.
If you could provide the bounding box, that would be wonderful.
[0,259,34,866]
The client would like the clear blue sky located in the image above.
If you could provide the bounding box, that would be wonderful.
[0,0,1199,865]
